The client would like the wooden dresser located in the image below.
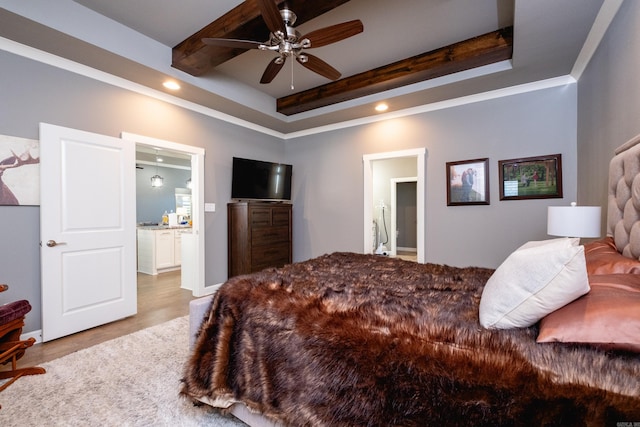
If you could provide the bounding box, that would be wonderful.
[227,202,292,277]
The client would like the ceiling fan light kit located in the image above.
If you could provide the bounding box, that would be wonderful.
[202,0,363,85]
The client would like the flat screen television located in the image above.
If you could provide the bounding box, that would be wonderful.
[231,157,292,201]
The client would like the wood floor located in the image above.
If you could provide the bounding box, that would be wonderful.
[18,270,196,367]
[397,250,418,262]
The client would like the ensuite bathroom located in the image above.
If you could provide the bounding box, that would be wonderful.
[371,156,418,262]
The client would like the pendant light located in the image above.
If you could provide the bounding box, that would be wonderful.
[150,150,164,187]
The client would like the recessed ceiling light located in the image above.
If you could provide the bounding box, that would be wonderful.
[375,103,389,112]
[163,81,180,90]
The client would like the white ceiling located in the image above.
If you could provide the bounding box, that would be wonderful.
[0,0,605,135]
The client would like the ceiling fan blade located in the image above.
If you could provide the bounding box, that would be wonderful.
[202,38,262,50]
[257,0,286,35]
[297,54,341,81]
[260,57,285,84]
[300,20,364,48]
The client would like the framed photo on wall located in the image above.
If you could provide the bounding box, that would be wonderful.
[446,158,490,206]
[0,134,40,206]
[498,154,562,200]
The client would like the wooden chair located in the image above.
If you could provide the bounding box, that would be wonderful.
[0,284,45,394]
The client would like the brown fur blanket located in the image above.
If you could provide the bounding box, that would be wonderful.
[182,253,640,426]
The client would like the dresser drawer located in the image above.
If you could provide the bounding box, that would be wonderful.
[250,208,272,227]
[272,208,291,226]
[252,226,290,245]
[251,242,290,271]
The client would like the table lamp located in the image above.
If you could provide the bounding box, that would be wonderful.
[547,202,601,239]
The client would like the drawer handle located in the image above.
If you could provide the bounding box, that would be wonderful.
[262,250,287,256]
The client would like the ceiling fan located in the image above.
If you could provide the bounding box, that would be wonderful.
[202,0,363,85]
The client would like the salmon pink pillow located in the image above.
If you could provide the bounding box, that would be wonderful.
[537,274,640,353]
[583,237,640,275]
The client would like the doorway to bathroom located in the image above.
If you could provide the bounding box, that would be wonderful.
[363,148,426,263]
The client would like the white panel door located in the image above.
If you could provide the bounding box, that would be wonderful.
[40,123,137,342]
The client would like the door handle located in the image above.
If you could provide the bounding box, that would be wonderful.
[46,240,67,247]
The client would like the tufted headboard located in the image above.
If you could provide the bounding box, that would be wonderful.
[607,132,640,260]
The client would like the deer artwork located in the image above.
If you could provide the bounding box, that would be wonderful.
[0,150,40,205]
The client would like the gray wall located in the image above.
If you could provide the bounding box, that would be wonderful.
[577,0,640,224]
[136,164,191,224]
[286,85,579,268]
[0,50,284,332]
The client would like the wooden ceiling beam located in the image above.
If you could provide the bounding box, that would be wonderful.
[172,0,353,76]
[277,27,514,116]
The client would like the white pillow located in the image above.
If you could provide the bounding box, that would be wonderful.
[479,238,590,329]
[517,237,580,250]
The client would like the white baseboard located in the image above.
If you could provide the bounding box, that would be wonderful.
[192,282,223,298]
[209,282,223,293]
[21,329,43,344]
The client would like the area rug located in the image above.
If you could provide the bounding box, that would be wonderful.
[0,316,246,426]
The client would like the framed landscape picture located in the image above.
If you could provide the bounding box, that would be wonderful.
[446,158,490,206]
[498,154,562,200]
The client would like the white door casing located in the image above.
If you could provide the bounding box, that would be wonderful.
[40,123,137,342]
[121,132,208,297]
[363,148,426,263]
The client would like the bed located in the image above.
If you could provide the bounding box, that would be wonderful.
[181,137,640,426]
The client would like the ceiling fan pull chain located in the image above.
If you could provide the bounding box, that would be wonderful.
[290,57,295,90]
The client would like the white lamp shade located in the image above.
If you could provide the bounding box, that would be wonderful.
[547,204,601,238]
